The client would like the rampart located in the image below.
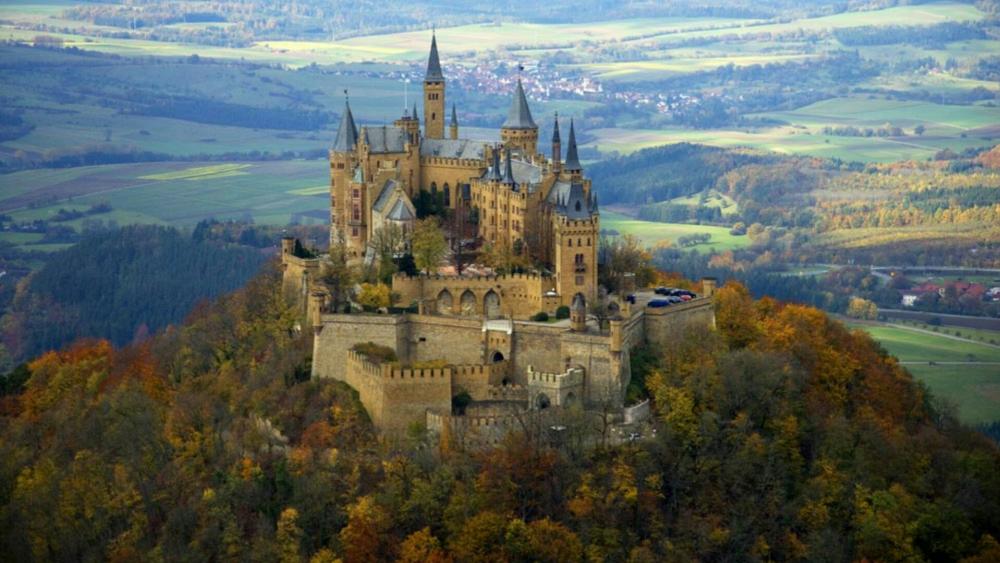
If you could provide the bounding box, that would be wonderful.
[345,351,452,436]
[391,272,552,319]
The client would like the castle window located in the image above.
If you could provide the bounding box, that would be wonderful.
[352,227,359,237]
[576,275,584,285]
[568,239,572,247]
[443,184,450,206]
[587,238,591,246]
[578,238,582,246]
[353,206,360,221]
[353,189,360,199]
[575,201,581,212]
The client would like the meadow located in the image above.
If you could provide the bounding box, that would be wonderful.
[601,210,748,252]
[851,322,1000,424]
[0,161,329,251]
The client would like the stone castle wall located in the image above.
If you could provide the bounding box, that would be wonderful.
[643,297,715,345]
[345,351,453,436]
[392,273,552,319]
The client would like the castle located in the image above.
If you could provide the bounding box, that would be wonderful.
[283,34,717,445]
[328,32,599,311]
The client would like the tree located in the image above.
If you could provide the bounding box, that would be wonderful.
[320,233,355,312]
[277,508,303,563]
[914,124,925,136]
[599,234,655,293]
[356,283,392,310]
[398,527,450,563]
[846,297,878,320]
[368,223,407,283]
[412,218,447,274]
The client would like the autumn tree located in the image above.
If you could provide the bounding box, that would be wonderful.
[412,218,447,274]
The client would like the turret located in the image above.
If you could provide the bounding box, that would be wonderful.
[502,147,517,190]
[551,113,562,173]
[281,237,295,262]
[564,118,582,176]
[570,293,587,333]
[330,96,358,248]
[702,277,717,298]
[423,32,445,139]
[500,77,538,156]
[609,316,623,352]
[449,103,459,140]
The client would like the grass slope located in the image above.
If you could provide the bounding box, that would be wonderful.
[601,210,748,252]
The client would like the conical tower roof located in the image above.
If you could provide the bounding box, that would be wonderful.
[551,112,561,143]
[502,78,536,129]
[450,103,458,127]
[564,118,582,171]
[502,147,517,189]
[332,98,358,152]
[425,32,444,81]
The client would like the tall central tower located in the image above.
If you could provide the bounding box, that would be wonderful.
[423,32,445,139]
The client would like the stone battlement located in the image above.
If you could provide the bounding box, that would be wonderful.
[392,272,553,283]
[347,350,452,381]
[528,365,584,386]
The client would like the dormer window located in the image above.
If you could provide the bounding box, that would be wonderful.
[575,201,581,212]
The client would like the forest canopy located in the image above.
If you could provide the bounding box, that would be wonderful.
[1,270,998,562]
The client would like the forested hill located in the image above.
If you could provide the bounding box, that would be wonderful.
[0,225,268,363]
[1,270,998,561]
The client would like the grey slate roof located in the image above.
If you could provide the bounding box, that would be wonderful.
[502,78,536,130]
[387,199,415,221]
[549,181,596,220]
[509,159,542,186]
[564,118,582,171]
[332,100,359,152]
[420,138,484,159]
[551,114,561,143]
[425,33,444,81]
[502,148,517,189]
[373,180,398,213]
[484,148,502,181]
[364,126,409,154]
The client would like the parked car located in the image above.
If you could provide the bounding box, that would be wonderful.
[648,299,672,308]
[654,287,673,296]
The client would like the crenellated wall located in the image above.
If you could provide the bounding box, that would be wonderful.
[345,351,453,436]
[392,272,554,319]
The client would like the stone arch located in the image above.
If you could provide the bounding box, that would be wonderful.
[460,290,477,316]
[491,350,505,363]
[484,289,501,318]
[564,391,576,406]
[443,183,450,206]
[436,289,453,315]
[430,182,437,194]
[536,393,551,410]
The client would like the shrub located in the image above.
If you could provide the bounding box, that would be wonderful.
[555,306,570,319]
[531,311,550,322]
[352,342,397,364]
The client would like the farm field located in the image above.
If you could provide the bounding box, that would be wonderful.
[601,210,748,252]
[0,160,330,250]
[850,322,1000,424]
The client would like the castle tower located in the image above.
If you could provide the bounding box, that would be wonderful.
[329,96,358,249]
[423,33,445,139]
[551,113,561,173]
[500,78,538,156]
[449,103,459,140]
[553,182,599,305]
[394,106,420,144]
[563,118,582,179]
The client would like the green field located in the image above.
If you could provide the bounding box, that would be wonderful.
[852,323,1000,424]
[0,161,330,251]
[601,210,748,252]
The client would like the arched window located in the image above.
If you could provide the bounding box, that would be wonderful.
[568,239,573,247]
[430,182,437,194]
[443,183,450,206]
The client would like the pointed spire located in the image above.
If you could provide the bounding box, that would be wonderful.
[551,112,561,143]
[564,118,582,171]
[487,146,502,181]
[425,31,444,81]
[413,102,419,123]
[332,95,358,152]
[502,147,516,187]
[502,78,536,129]
[450,103,458,127]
